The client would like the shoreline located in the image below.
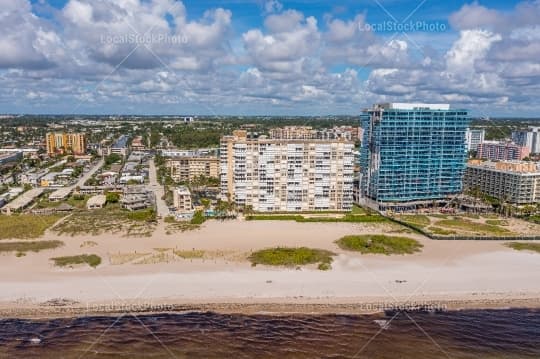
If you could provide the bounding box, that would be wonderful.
[2,294,540,319]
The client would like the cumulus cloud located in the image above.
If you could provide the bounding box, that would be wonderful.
[243,10,320,73]
[0,0,540,115]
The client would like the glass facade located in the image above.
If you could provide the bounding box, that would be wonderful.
[360,105,470,205]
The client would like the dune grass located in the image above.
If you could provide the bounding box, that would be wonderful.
[0,240,64,254]
[51,254,102,268]
[505,242,540,254]
[174,249,205,259]
[52,206,156,237]
[0,215,64,240]
[435,218,511,235]
[248,247,335,269]
[336,235,423,255]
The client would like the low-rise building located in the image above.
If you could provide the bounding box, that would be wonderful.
[166,157,219,182]
[131,136,146,151]
[464,160,540,204]
[477,141,530,161]
[87,195,107,209]
[1,188,45,214]
[121,186,155,211]
[111,135,129,157]
[173,186,192,212]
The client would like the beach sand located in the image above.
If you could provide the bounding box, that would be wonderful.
[1,219,539,317]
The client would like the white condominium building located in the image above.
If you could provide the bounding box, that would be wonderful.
[220,130,354,212]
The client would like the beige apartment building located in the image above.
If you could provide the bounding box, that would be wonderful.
[46,133,87,156]
[464,160,540,204]
[220,130,354,212]
[166,157,219,182]
[173,186,192,212]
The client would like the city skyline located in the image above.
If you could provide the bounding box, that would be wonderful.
[1,0,539,116]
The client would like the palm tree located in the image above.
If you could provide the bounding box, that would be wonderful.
[244,204,254,217]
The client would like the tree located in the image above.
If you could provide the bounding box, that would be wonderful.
[106,192,120,203]
[190,210,206,225]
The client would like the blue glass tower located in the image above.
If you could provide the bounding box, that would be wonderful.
[360,103,470,210]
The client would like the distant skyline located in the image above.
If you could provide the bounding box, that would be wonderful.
[1,0,539,116]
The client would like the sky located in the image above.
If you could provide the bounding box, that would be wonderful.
[0,0,539,116]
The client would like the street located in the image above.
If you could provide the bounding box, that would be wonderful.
[148,157,169,218]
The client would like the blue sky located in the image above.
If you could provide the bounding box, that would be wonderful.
[2,0,539,116]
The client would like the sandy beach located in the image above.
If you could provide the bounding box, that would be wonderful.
[1,219,539,318]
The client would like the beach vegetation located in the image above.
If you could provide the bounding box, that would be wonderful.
[335,235,423,255]
[397,214,431,227]
[434,218,511,235]
[52,206,156,237]
[427,227,456,235]
[51,254,102,268]
[505,242,540,254]
[0,240,64,254]
[0,214,63,240]
[248,247,335,269]
[174,249,205,259]
[105,192,120,204]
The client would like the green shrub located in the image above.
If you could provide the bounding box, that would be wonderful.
[51,254,102,268]
[336,235,423,255]
[248,247,335,267]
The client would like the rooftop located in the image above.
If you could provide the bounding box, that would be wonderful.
[379,103,451,111]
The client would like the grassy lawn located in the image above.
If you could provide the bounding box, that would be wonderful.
[0,240,64,255]
[248,247,335,270]
[351,205,368,215]
[397,214,431,227]
[505,242,540,254]
[246,213,388,223]
[51,254,102,268]
[435,218,511,235]
[335,235,423,255]
[0,215,64,240]
[52,206,156,237]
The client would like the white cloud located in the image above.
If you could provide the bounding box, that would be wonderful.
[1,0,540,116]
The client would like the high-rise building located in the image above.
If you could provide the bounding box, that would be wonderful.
[477,141,530,161]
[46,133,87,156]
[220,130,354,212]
[512,127,540,154]
[465,128,485,152]
[360,103,470,210]
[464,160,540,204]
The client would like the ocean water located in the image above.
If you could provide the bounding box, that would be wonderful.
[0,309,539,358]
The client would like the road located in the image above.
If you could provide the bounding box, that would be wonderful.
[76,158,104,188]
[148,158,169,218]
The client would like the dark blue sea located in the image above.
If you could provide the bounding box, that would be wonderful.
[1,309,539,358]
